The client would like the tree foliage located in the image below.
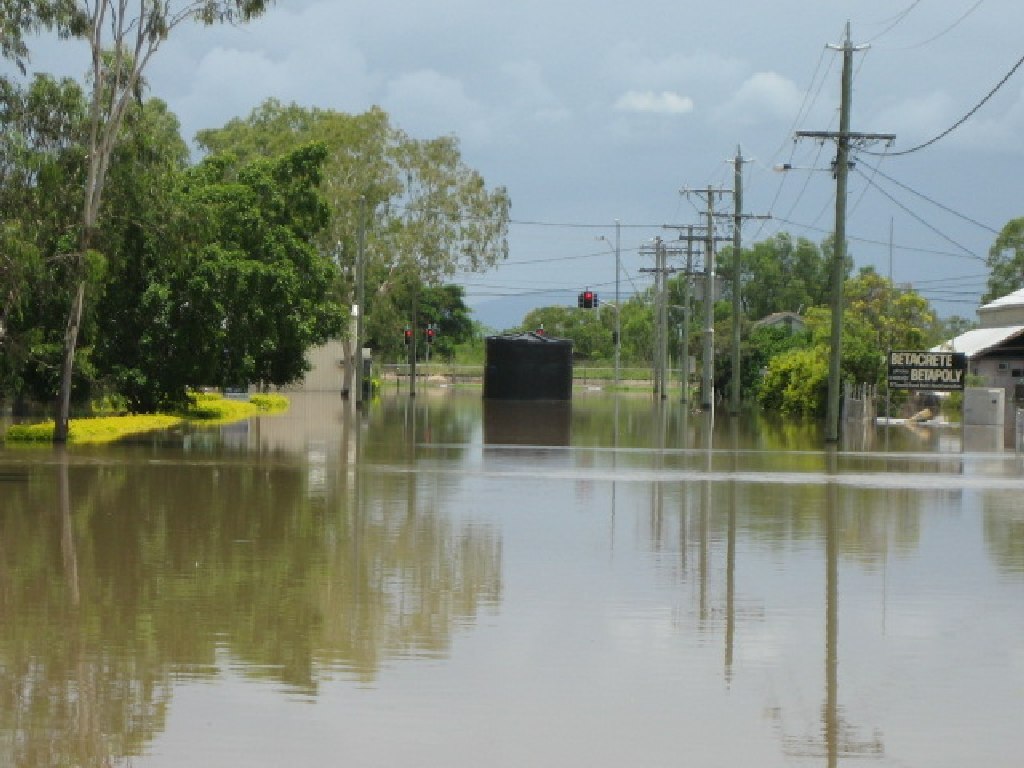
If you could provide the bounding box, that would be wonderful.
[517,304,614,360]
[0,73,89,402]
[983,217,1024,303]
[717,233,838,321]
[2,0,276,436]
[195,99,511,361]
[92,141,344,410]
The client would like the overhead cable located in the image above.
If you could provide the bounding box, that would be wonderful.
[862,47,1024,157]
[853,156,999,234]
[852,167,984,261]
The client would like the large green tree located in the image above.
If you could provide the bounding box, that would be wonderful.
[91,142,345,410]
[0,73,90,404]
[983,217,1024,303]
[2,0,275,438]
[195,99,510,367]
[717,233,836,321]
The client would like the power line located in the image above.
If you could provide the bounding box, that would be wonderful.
[770,215,984,260]
[851,156,998,233]
[868,0,922,43]
[852,166,984,261]
[896,0,985,50]
[862,47,1024,157]
[508,218,663,229]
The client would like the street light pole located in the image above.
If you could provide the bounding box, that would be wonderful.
[598,224,622,389]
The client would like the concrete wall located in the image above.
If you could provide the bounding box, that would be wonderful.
[263,340,347,393]
[979,304,1024,328]
[971,358,1024,426]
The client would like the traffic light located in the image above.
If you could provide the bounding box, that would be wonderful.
[579,289,597,309]
[403,326,412,345]
[425,325,436,344]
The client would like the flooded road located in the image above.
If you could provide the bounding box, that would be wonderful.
[1,391,1022,767]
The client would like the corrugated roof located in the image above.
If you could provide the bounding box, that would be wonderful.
[980,287,1024,310]
[933,325,1024,357]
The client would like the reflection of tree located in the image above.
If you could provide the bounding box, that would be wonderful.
[0,458,172,768]
[984,494,1024,576]
[0,452,502,763]
[362,395,476,462]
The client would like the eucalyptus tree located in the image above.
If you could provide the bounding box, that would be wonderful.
[1,0,275,438]
[0,74,88,402]
[196,100,510,365]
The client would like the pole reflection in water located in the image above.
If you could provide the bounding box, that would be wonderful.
[1,392,1023,766]
[782,448,885,764]
[699,409,713,628]
[725,417,738,686]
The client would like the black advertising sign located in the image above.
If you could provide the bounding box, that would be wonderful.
[887,350,967,391]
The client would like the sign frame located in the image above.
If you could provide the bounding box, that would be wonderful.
[887,350,966,392]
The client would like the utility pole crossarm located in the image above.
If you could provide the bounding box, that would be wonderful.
[793,20,895,443]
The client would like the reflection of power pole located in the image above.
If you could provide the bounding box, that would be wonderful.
[782,455,885,762]
[796,21,893,442]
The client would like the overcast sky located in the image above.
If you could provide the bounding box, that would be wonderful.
[13,0,1024,327]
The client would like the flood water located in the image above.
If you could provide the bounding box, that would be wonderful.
[1,391,1023,767]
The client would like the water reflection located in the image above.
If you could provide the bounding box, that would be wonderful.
[1,392,1023,767]
[0,405,502,764]
[483,400,571,446]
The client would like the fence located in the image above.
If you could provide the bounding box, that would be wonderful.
[843,382,877,423]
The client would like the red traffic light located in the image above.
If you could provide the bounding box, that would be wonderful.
[425,326,436,343]
[403,327,412,344]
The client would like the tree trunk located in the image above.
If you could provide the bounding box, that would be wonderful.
[54,277,86,443]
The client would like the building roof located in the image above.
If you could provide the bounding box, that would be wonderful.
[933,325,1024,358]
[979,287,1024,311]
[752,311,805,327]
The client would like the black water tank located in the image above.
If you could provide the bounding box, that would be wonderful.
[483,332,573,400]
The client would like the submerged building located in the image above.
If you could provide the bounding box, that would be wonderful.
[937,287,1024,422]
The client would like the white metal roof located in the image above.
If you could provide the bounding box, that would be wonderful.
[933,325,1024,358]
[979,287,1024,310]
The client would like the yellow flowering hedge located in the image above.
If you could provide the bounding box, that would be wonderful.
[4,393,289,444]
